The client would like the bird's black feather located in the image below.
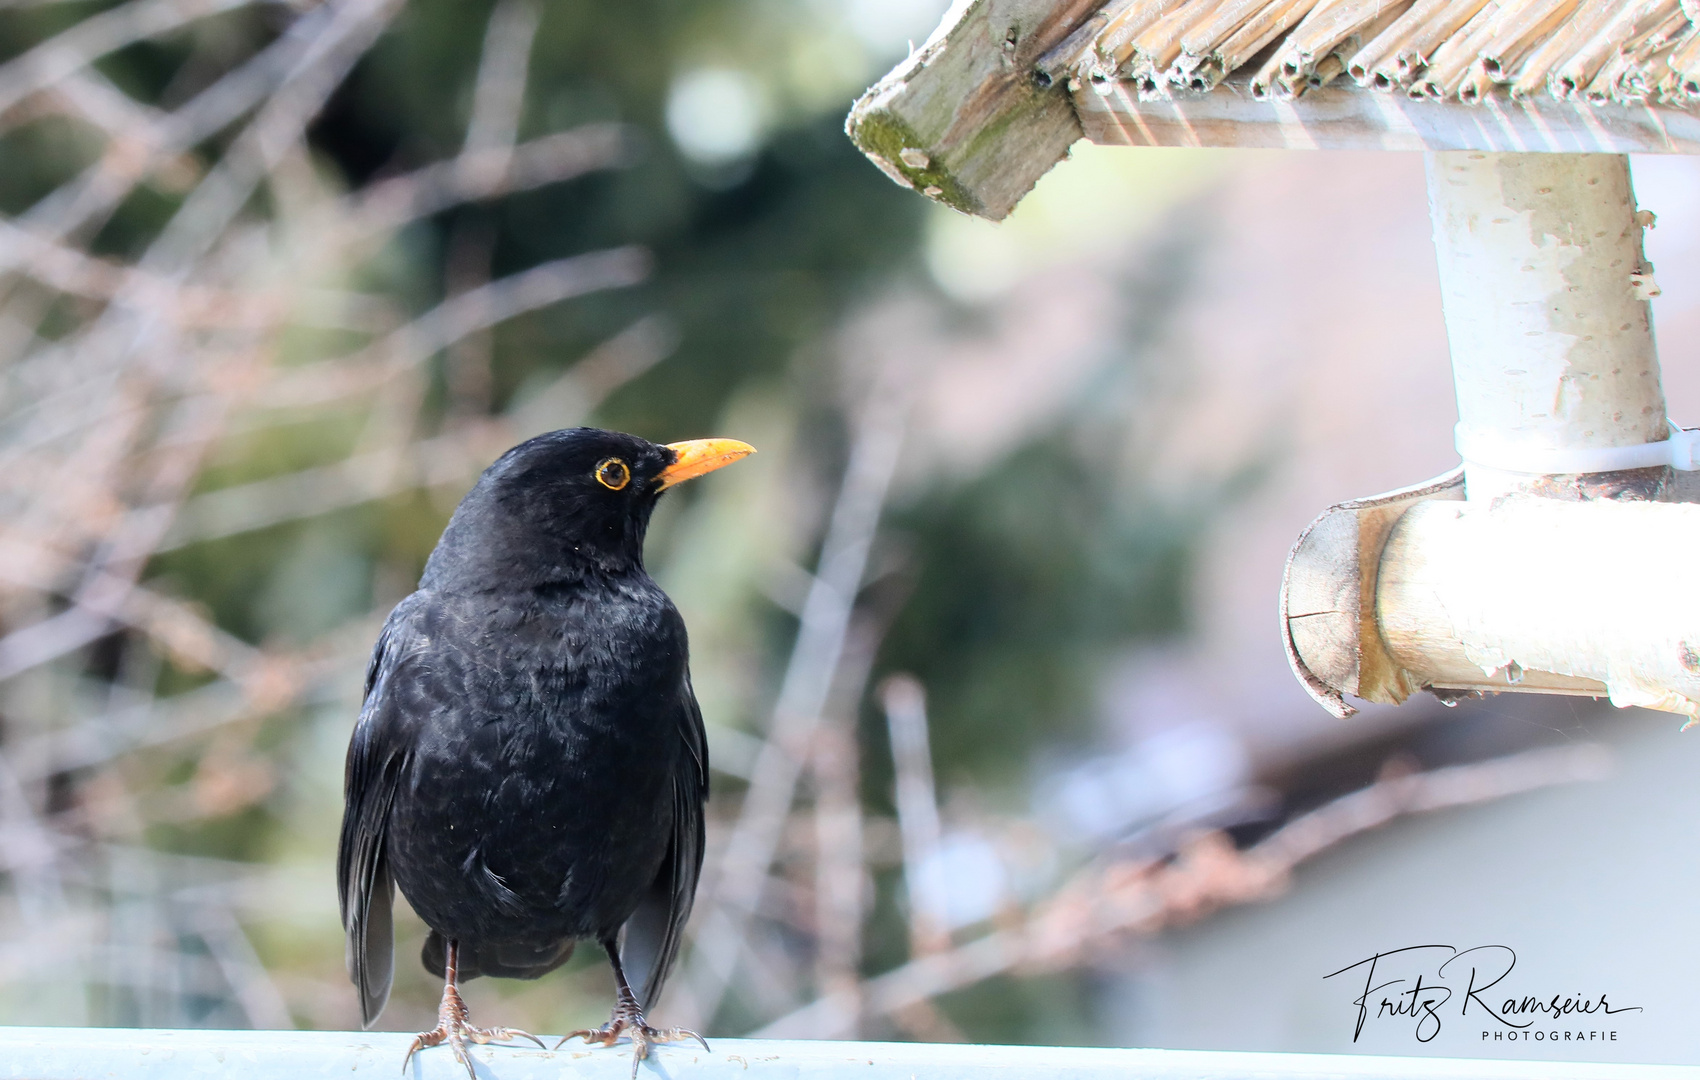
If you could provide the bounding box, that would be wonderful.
[336,428,714,1030]
[337,600,426,1027]
[622,679,707,1008]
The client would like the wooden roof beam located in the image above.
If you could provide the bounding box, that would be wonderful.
[845,0,1101,221]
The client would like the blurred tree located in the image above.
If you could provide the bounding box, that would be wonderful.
[874,234,1230,789]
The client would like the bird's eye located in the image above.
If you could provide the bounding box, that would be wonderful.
[594,458,631,491]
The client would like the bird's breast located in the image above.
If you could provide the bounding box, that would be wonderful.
[406,577,687,821]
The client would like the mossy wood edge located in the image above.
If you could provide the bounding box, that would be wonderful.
[845,0,1101,221]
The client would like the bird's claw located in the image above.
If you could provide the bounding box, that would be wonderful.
[558,1023,620,1049]
[556,1012,709,1078]
[403,984,543,1078]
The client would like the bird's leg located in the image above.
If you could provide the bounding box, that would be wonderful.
[403,939,545,1078]
[557,939,709,1078]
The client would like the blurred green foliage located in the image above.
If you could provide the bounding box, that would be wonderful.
[872,234,1234,791]
[879,430,1197,787]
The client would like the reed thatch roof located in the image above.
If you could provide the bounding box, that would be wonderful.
[1040,0,1699,106]
[846,0,1700,221]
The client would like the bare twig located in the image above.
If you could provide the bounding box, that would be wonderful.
[880,675,951,959]
[37,69,165,139]
[687,363,913,1022]
[0,0,258,122]
[443,0,541,422]
[340,125,635,245]
[137,0,403,274]
[754,743,1612,1038]
[159,280,656,551]
[809,614,891,1036]
[192,903,295,1029]
[463,0,543,170]
[17,0,338,243]
[352,247,651,387]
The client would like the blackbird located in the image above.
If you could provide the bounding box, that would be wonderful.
[337,427,753,1078]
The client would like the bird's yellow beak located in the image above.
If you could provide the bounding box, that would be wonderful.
[656,438,756,491]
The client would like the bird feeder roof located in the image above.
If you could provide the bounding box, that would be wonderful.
[848,0,1700,220]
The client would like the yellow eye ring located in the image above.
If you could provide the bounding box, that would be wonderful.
[594,458,631,491]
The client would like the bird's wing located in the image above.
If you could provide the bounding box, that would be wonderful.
[336,595,425,1029]
[624,671,709,1011]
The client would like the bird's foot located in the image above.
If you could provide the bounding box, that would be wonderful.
[556,999,708,1079]
[403,982,544,1078]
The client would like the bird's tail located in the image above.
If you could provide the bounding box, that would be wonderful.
[423,931,575,981]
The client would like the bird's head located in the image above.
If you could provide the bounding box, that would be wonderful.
[423,427,754,588]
